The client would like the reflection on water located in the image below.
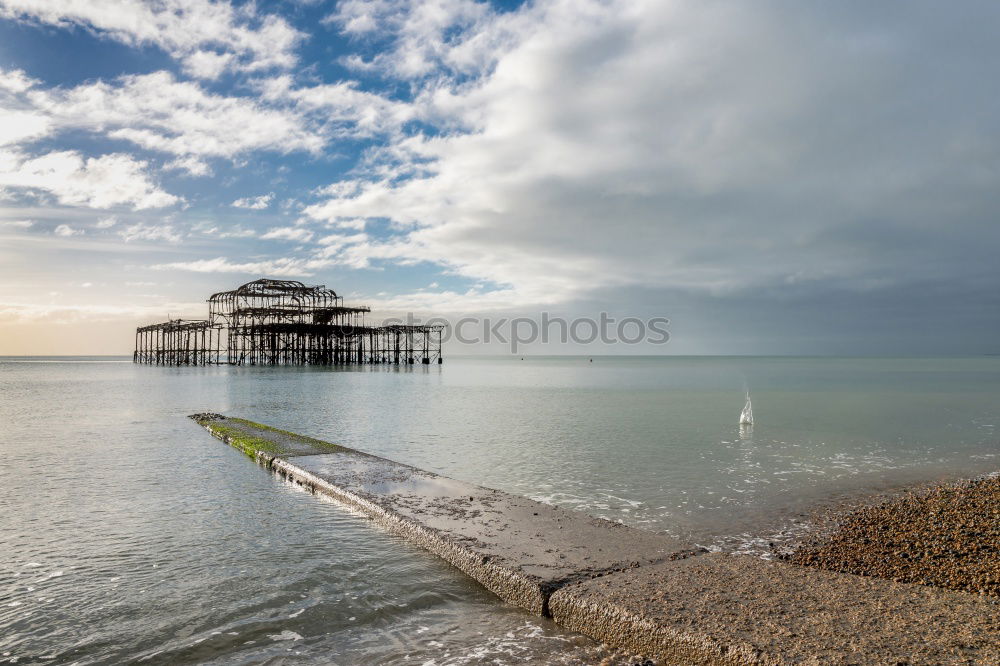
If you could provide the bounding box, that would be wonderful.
[1,355,998,663]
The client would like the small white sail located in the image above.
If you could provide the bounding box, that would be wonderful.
[739,391,754,426]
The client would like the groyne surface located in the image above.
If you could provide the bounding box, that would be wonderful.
[190,414,697,616]
[192,414,1000,665]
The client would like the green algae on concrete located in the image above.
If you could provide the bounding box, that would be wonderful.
[190,414,344,459]
[189,413,694,615]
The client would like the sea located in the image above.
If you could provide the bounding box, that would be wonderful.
[1,355,998,664]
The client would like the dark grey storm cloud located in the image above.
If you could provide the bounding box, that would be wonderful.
[310,0,1000,354]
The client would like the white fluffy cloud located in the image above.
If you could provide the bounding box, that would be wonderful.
[329,0,501,79]
[150,255,326,277]
[260,226,313,242]
[149,231,373,276]
[0,0,302,78]
[0,67,37,93]
[118,222,183,243]
[0,148,180,209]
[54,223,83,236]
[0,109,50,146]
[164,156,212,177]
[29,71,325,159]
[0,64,412,194]
[232,193,275,210]
[255,74,416,137]
[181,50,235,80]
[0,69,48,146]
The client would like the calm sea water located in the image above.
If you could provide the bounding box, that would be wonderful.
[1,355,998,664]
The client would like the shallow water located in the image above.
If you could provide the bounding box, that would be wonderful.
[1,355,998,664]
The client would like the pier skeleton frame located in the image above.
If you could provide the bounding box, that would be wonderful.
[135,319,222,366]
[134,278,443,367]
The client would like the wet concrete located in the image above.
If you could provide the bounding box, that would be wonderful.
[193,415,1000,664]
[192,415,695,614]
[550,553,1000,665]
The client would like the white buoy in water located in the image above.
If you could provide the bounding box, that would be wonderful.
[739,391,754,426]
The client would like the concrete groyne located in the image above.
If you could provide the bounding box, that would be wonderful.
[191,415,1000,664]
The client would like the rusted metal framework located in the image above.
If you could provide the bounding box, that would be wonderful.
[134,278,443,367]
[134,319,222,366]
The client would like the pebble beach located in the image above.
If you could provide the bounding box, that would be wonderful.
[783,475,1000,597]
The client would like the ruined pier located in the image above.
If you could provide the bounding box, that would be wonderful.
[135,278,443,366]
[192,415,1000,664]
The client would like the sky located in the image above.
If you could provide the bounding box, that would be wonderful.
[1,0,998,355]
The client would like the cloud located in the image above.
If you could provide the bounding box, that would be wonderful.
[0,67,37,93]
[328,0,499,79]
[231,192,274,210]
[29,71,325,159]
[260,226,313,242]
[1,67,407,169]
[303,0,1000,311]
[364,285,532,314]
[94,216,117,229]
[0,0,302,78]
[0,109,50,146]
[0,69,48,147]
[181,50,235,80]
[333,217,368,230]
[255,74,415,137]
[0,299,205,324]
[0,148,180,209]
[0,219,33,228]
[118,222,183,243]
[197,224,257,239]
[4,1,1000,354]
[149,231,373,275]
[0,68,51,148]
[53,223,83,236]
[317,232,367,247]
[164,156,212,177]
[150,255,321,277]
[147,229,436,286]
